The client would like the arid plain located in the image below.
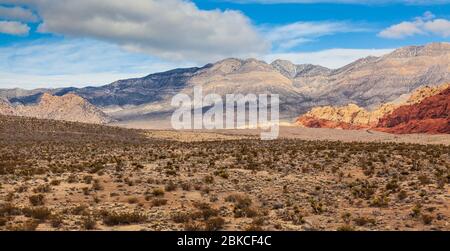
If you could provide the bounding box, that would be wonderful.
[1,115,448,231]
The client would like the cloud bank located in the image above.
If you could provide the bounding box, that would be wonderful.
[9,0,268,64]
[219,0,450,4]
[0,20,29,35]
[379,11,450,38]
[0,5,37,22]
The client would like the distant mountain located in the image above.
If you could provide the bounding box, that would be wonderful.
[1,42,449,123]
[0,93,112,124]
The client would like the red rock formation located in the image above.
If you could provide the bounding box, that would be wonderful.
[376,87,450,134]
[296,116,367,130]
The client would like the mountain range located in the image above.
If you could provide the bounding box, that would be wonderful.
[0,42,449,130]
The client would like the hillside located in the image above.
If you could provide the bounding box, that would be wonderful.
[376,87,450,134]
[1,42,449,122]
[0,93,112,124]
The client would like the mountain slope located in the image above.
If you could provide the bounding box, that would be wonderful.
[0,93,112,124]
[1,42,449,123]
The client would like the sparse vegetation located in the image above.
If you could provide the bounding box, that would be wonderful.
[0,115,448,231]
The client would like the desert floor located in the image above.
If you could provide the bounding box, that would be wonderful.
[1,115,449,231]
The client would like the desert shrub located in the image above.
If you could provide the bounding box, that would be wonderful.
[397,190,408,200]
[83,175,93,184]
[184,222,203,231]
[337,225,356,231]
[418,175,431,185]
[214,169,229,179]
[50,214,63,228]
[127,197,139,204]
[353,217,376,226]
[103,211,147,226]
[33,184,51,193]
[385,179,399,191]
[152,188,165,197]
[225,194,252,209]
[181,182,191,191]
[421,214,433,225]
[204,217,225,231]
[203,175,214,184]
[193,202,219,220]
[172,212,191,224]
[9,220,39,231]
[50,180,61,186]
[29,194,45,206]
[82,216,97,230]
[233,207,258,218]
[92,179,104,191]
[165,181,177,192]
[67,174,78,183]
[309,198,324,214]
[71,204,89,216]
[245,224,263,231]
[0,203,21,216]
[22,207,52,221]
[370,195,389,208]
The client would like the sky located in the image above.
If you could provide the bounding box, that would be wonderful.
[0,0,449,89]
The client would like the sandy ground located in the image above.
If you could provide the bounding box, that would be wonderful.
[112,120,450,145]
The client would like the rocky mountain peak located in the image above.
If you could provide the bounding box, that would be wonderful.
[271,59,331,79]
[386,42,450,58]
[271,59,298,78]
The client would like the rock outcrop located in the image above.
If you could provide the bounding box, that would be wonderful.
[376,87,450,134]
[0,93,112,124]
[296,83,450,134]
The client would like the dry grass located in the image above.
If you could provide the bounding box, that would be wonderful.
[0,115,449,231]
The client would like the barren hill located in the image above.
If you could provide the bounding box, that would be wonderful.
[0,93,112,124]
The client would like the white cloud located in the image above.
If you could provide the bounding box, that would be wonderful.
[0,20,29,35]
[265,21,368,51]
[264,48,394,69]
[423,19,450,37]
[8,0,268,64]
[0,0,375,63]
[379,11,450,39]
[0,37,396,88]
[0,5,37,22]
[0,39,189,89]
[219,0,450,4]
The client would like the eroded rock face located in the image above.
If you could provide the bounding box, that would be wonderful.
[376,87,450,134]
[296,116,366,130]
[296,83,450,134]
[0,93,112,124]
[297,104,379,127]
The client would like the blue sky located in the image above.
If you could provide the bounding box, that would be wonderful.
[0,0,449,89]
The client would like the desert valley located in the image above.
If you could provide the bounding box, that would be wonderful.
[0,42,449,231]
